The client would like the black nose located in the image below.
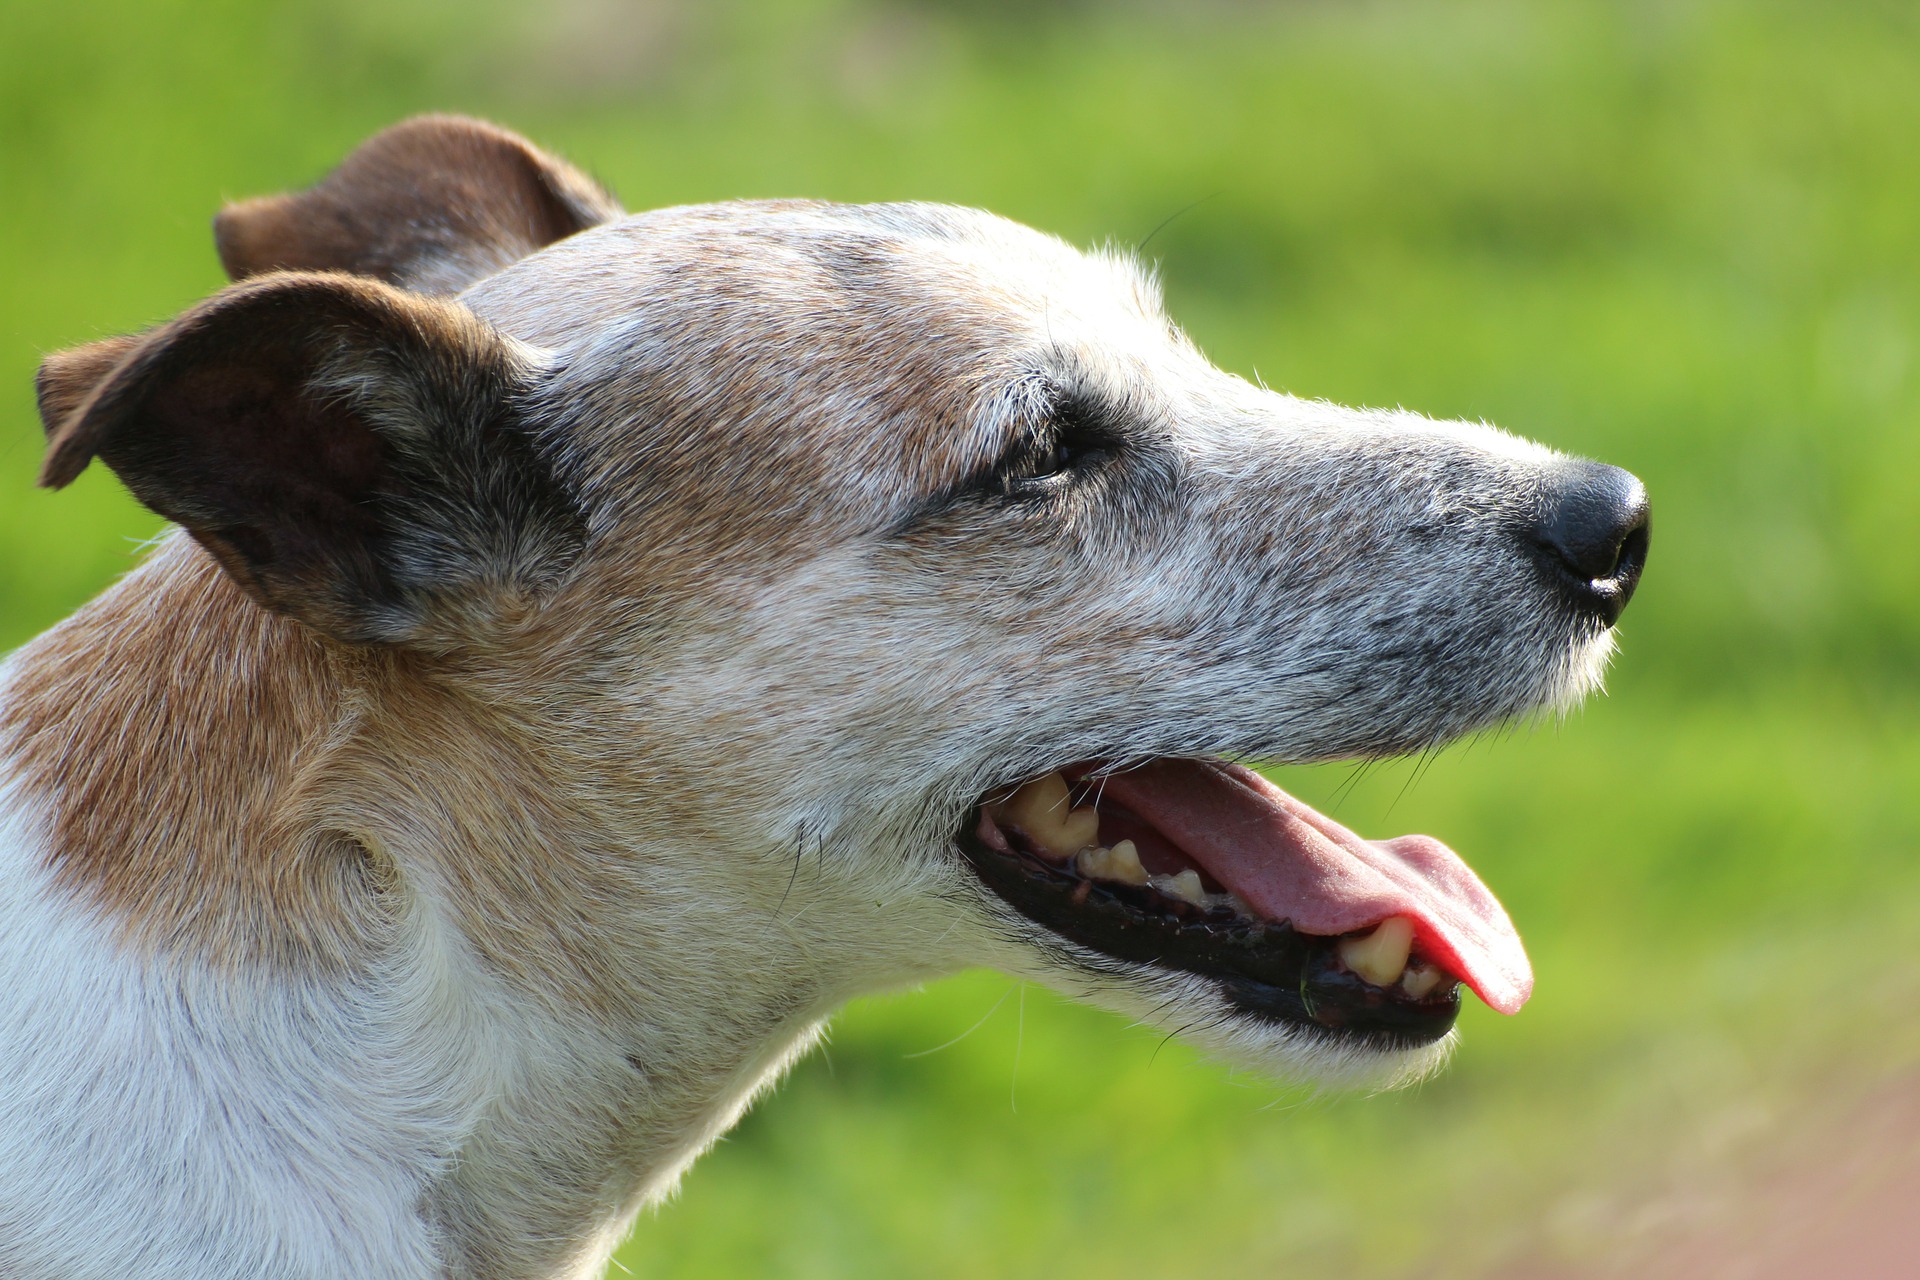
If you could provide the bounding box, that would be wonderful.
[1531,461,1650,626]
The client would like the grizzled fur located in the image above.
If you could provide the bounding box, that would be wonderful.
[2,117,1622,1279]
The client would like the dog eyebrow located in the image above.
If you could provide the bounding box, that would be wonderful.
[969,346,1134,465]
[881,371,1060,530]
[975,369,1060,456]
[888,364,1144,535]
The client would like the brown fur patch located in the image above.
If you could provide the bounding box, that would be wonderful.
[0,539,375,967]
[0,536,643,995]
[214,115,622,296]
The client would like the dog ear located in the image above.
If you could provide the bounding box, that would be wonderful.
[214,115,623,296]
[37,271,586,645]
[35,335,141,431]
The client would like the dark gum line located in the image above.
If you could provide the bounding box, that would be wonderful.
[960,822,1460,1048]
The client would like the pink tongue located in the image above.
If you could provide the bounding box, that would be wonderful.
[1092,759,1532,1015]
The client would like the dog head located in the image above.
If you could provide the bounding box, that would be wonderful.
[36,117,1647,1087]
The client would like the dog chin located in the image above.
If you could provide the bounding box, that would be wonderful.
[1555,625,1621,711]
[1032,955,1459,1090]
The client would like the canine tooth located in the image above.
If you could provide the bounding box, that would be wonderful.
[995,773,1100,861]
[1337,916,1415,987]
[1155,869,1208,906]
[1399,962,1444,999]
[1077,839,1148,886]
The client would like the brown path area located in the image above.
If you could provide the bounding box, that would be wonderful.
[1499,1072,1920,1279]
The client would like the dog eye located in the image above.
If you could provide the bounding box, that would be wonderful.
[993,399,1115,493]
[1028,440,1077,480]
[997,438,1081,492]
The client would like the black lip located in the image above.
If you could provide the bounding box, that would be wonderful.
[958,824,1460,1049]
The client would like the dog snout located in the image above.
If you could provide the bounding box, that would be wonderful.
[1530,461,1650,626]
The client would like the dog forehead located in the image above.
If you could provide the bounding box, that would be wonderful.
[461,200,1198,547]
[463,199,1166,351]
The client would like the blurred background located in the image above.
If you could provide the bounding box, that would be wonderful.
[3,0,1917,1275]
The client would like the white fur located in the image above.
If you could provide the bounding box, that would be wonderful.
[0,780,473,1278]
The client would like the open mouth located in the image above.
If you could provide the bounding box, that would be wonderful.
[958,758,1532,1049]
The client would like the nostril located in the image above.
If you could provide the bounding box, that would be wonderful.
[1532,463,1651,623]
[1609,515,1650,583]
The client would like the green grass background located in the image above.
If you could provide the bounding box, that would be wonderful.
[3,0,1917,1275]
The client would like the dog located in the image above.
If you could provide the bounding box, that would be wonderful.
[0,116,1648,1279]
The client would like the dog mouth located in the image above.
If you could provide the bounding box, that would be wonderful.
[957,758,1532,1049]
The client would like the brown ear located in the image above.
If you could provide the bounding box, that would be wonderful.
[38,272,585,644]
[214,115,622,296]
[34,335,141,432]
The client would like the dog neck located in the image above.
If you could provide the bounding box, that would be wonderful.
[4,534,368,966]
[0,532,843,1278]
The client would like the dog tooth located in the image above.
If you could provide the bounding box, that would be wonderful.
[1337,916,1415,987]
[1154,869,1208,906]
[1076,839,1149,886]
[1048,808,1101,860]
[1399,962,1444,999]
[995,773,1100,862]
[998,771,1069,816]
